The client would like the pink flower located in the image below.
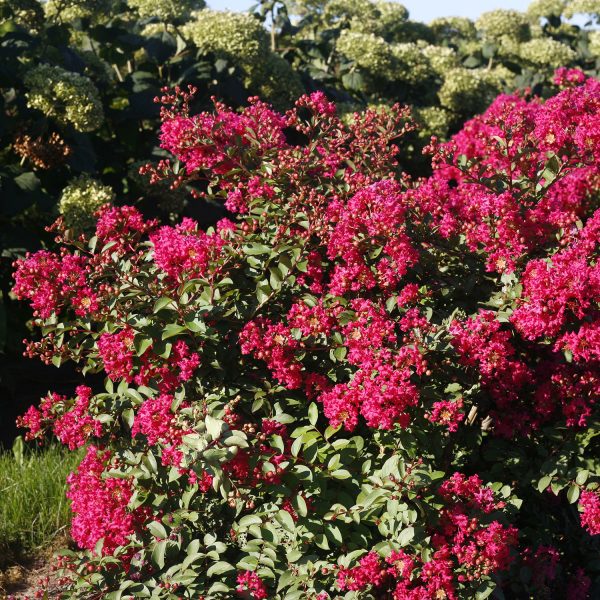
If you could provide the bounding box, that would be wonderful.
[236,571,268,599]
[579,490,600,535]
[67,446,139,554]
[97,329,136,382]
[337,551,385,591]
[131,394,175,446]
[150,218,225,282]
[53,386,102,450]
[426,399,465,433]
[327,180,418,294]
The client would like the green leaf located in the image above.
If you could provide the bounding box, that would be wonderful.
[537,475,552,493]
[207,561,234,577]
[153,297,175,313]
[238,514,263,528]
[567,485,580,504]
[236,555,259,570]
[147,521,167,539]
[151,540,167,569]
[206,415,226,440]
[475,579,496,600]
[331,469,352,480]
[398,526,414,547]
[293,495,308,518]
[162,324,186,340]
[277,509,296,532]
[243,243,271,255]
[134,336,152,356]
[308,402,319,427]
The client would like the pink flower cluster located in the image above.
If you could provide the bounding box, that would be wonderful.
[97,328,136,382]
[236,571,268,599]
[426,398,465,432]
[150,217,226,282]
[18,386,101,450]
[95,205,154,249]
[511,209,600,352]
[13,252,98,319]
[97,327,201,391]
[239,317,303,389]
[553,67,587,87]
[337,476,517,599]
[579,490,600,536]
[412,74,600,272]
[438,473,502,514]
[240,297,428,431]
[159,97,287,176]
[327,180,419,294]
[67,446,138,554]
[320,351,419,430]
[131,394,175,446]
[450,311,531,436]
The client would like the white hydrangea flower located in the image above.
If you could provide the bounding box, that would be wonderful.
[336,30,395,78]
[438,68,499,113]
[527,0,567,18]
[564,0,600,18]
[183,9,269,63]
[429,17,477,41]
[183,9,302,108]
[44,0,118,22]
[476,9,531,42]
[420,44,460,75]
[519,38,577,67]
[390,42,434,84]
[58,175,114,229]
[347,0,410,41]
[25,65,104,132]
[126,0,204,22]
[414,105,453,140]
[325,0,408,26]
[588,30,600,56]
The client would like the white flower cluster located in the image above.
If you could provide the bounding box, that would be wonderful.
[519,38,577,67]
[44,0,117,22]
[336,30,394,78]
[58,175,114,229]
[126,0,204,22]
[183,10,302,108]
[184,9,269,63]
[337,32,438,83]
[414,105,453,140]
[588,30,600,56]
[476,9,531,42]
[564,0,600,18]
[324,0,408,27]
[391,43,435,84]
[347,1,410,41]
[25,64,104,132]
[429,17,477,42]
[527,0,567,18]
[437,68,501,114]
[420,44,460,75]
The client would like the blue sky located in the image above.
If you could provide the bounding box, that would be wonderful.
[207,0,533,21]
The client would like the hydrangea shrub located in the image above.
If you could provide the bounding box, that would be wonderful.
[14,74,600,598]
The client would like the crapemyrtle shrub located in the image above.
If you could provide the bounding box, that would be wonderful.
[13,74,600,598]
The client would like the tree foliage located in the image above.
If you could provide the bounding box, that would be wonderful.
[13,72,600,597]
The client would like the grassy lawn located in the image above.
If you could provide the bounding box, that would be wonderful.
[0,440,81,568]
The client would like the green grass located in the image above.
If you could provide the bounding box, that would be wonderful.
[0,440,82,567]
